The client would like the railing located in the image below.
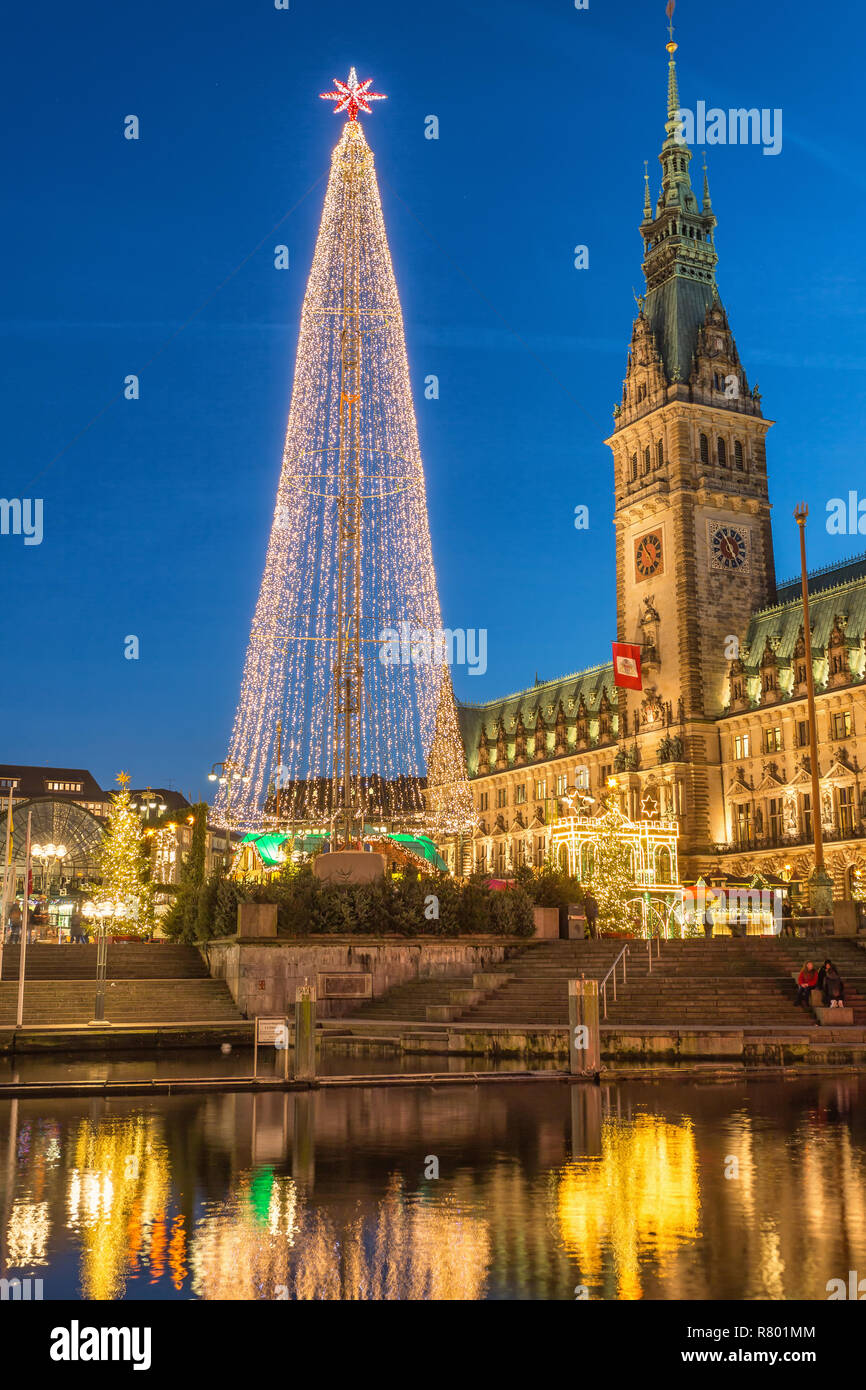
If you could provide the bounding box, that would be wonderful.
[646,934,661,972]
[599,944,629,1020]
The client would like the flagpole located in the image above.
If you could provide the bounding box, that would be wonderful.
[16,811,32,1030]
[0,785,11,981]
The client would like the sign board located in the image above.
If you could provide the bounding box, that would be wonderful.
[254,1015,289,1078]
[317,972,372,999]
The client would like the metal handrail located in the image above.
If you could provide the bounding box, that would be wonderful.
[599,944,629,1020]
[647,934,661,971]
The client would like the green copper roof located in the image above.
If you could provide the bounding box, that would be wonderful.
[743,560,866,673]
[457,661,616,777]
[775,552,866,604]
[644,275,717,386]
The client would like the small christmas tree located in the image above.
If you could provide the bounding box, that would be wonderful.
[98,772,155,937]
[582,801,638,934]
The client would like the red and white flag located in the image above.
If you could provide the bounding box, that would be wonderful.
[612,642,642,690]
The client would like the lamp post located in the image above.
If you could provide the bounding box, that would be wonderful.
[129,788,168,823]
[83,899,115,1024]
[794,504,834,920]
[208,760,251,870]
[31,842,67,895]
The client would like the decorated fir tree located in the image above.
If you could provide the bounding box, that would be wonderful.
[98,773,155,937]
[582,801,638,934]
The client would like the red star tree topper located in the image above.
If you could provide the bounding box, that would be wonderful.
[319,67,387,121]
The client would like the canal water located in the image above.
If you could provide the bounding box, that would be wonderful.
[1,1071,864,1300]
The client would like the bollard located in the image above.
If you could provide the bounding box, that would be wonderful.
[570,1084,603,1158]
[568,978,600,1074]
[294,983,317,1081]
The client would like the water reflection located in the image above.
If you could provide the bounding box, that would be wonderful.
[1,1077,865,1300]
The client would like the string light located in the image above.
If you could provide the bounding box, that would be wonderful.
[97,773,155,936]
[215,90,474,839]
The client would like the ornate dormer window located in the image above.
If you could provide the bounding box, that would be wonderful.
[495,718,508,771]
[828,614,850,688]
[760,636,780,705]
[598,688,612,743]
[533,710,547,761]
[477,724,490,776]
[514,711,528,765]
[554,701,568,757]
[575,694,589,747]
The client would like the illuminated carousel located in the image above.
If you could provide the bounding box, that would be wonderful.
[549,786,683,936]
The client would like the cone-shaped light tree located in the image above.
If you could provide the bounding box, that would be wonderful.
[215,71,474,844]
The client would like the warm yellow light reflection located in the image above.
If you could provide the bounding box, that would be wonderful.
[189,1174,490,1300]
[557,1115,700,1299]
[66,1115,171,1300]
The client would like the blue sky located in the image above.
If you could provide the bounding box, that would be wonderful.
[3,0,865,800]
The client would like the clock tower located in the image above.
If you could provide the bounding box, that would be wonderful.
[605,24,776,864]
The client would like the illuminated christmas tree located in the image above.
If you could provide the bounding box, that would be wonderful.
[215,70,474,843]
[98,773,155,936]
[582,803,641,934]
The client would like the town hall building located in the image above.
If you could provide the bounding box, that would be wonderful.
[445,32,866,908]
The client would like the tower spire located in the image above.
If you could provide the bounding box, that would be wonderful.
[665,0,680,128]
[701,151,713,213]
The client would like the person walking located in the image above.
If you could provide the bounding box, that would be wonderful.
[702,902,715,940]
[8,901,22,945]
[583,892,599,939]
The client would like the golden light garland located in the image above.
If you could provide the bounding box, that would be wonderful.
[214,112,473,836]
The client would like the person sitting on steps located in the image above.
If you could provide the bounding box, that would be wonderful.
[796,960,818,1007]
[821,960,845,1010]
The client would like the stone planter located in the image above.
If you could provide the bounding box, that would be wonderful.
[533,906,560,939]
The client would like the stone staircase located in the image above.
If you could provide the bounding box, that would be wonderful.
[0,944,242,1025]
[0,944,210,980]
[342,937,861,1031]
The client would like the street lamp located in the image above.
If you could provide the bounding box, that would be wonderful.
[208,759,251,869]
[31,842,67,894]
[82,898,119,1024]
[129,788,168,821]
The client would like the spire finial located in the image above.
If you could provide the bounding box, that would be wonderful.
[702,150,713,211]
[664,2,681,126]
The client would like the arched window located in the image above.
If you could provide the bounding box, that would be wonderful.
[717,437,727,466]
[643,446,651,474]
[734,440,744,470]
[631,453,638,481]
[656,846,672,883]
[656,438,664,469]
[699,433,709,465]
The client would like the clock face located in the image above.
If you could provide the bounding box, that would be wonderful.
[635,531,663,579]
[710,523,749,571]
